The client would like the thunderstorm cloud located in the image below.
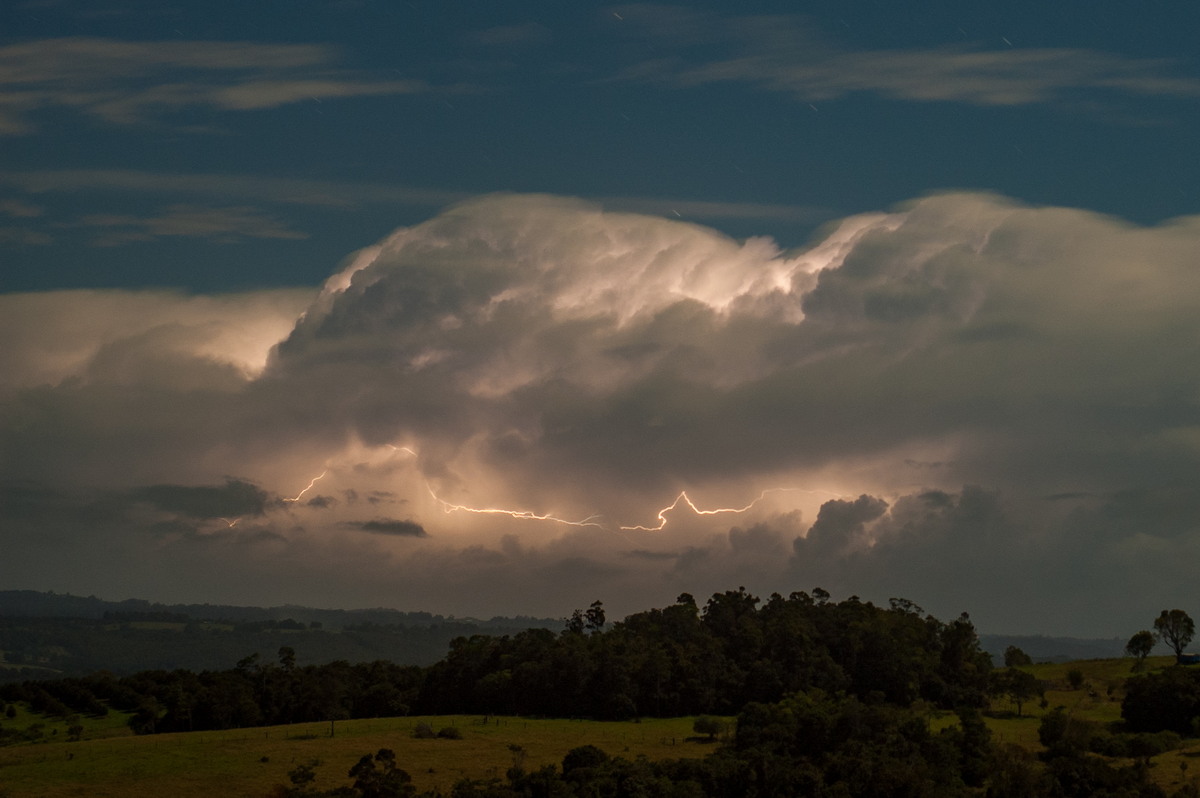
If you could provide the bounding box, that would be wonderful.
[3,192,1200,635]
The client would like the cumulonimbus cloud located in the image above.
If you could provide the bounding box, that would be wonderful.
[4,191,1200,632]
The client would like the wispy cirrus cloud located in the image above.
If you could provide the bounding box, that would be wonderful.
[78,204,308,246]
[0,169,829,226]
[0,37,428,134]
[0,169,469,209]
[608,6,1200,107]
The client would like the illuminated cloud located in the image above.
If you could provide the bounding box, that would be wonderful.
[4,192,1200,634]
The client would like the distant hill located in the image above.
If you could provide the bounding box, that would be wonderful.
[0,590,560,681]
[0,589,1139,678]
[979,633,1127,664]
[0,589,554,630]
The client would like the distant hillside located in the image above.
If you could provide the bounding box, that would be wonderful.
[979,633,1127,664]
[0,590,1140,678]
[0,590,560,681]
[0,589,554,630]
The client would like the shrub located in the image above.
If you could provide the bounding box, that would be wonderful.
[437,726,462,739]
[412,722,436,739]
[693,715,727,740]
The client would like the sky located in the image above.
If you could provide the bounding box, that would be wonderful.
[3,1,1200,637]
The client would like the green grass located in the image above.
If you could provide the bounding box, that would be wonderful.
[979,656,1200,793]
[4,655,1198,796]
[0,715,712,797]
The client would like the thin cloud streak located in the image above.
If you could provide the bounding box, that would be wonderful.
[79,205,308,246]
[0,37,428,133]
[608,7,1200,107]
[1,169,829,225]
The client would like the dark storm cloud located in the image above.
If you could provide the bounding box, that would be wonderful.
[796,495,889,559]
[129,478,268,519]
[345,518,427,537]
[6,192,1200,634]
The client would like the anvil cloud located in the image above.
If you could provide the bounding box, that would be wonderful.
[3,193,1199,635]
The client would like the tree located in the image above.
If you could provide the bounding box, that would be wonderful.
[584,600,606,633]
[348,748,414,798]
[1126,630,1156,671]
[1154,609,1195,662]
[990,667,1042,717]
[693,715,727,741]
[1003,646,1033,667]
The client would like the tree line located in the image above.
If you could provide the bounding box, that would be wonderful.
[0,589,993,733]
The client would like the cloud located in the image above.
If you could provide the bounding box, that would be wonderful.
[0,227,51,245]
[78,205,308,246]
[465,23,553,48]
[0,169,826,227]
[0,199,42,217]
[0,37,428,133]
[796,495,888,558]
[129,478,268,519]
[608,8,1200,108]
[5,192,1200,633]
[0,288,313,392]
[345,518,428,537]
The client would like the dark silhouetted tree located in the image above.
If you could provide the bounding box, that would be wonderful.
[991,667,1042,717]
[584,600,606,633]
[1155,610,1195,662]
[1004,645,1033,667]
[1126,630,1156,671]
[348,748,414,798]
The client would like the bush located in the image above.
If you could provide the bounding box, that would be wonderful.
[693,715,727,740]
[437,726,462,739]
[412,722,436,739]
[1123,667,1200,734]
[561,745,610,777]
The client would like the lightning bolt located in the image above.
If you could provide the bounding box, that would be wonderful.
[620,488,838,531]
[217,516,241,528]
[282,470,328,503]
[274,443,840,538]
[426,483,605,528]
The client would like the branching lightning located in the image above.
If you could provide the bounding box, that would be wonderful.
[282,470,328,502]
[620,488,841,531]
[426,483,605,528]
[271,443,841,537]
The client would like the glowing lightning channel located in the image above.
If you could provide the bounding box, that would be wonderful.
[620,488,835,532]
[426,483,604,528]
[283,470,328,503]
[217,517,240,528]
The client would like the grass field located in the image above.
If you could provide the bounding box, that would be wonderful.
[982,655,1200,794]
[0,714,711,797]
[3,654,1199,796]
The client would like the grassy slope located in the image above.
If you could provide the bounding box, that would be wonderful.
[983,655,1200,794]
[4,655,1199,796]
[0,714,709,797]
